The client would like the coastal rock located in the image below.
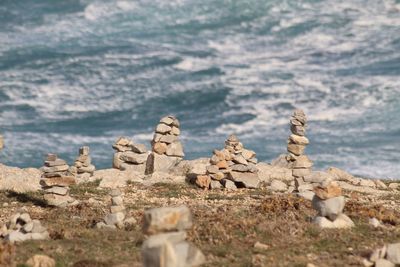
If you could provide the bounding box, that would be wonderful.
[145,153,182,175]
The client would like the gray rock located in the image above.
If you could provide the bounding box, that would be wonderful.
[143,205,192,235]
[110,205,126,214]
[160,134,179,144]
[228,171,260,189]
[370,245,387,262]
[312,196,345,221]
[268,180,288,192]
[112,196,124,206]
[31,220,47,233]
[45,159,67,167]
[386,243,400,264]
[375,259,395,267]
[166,142,184,158]
[296,191,315,201]
[156,123,172,134]
[313,215,354,229]
[5,231,29,243]
[120,152,148,164]
[145,153,182,175]
[232,155,248,165]
[131,143,147,154]
[222,179,237,190]
[210,180,222,189]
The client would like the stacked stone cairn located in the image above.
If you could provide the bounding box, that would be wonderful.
[196,134,259,190]
[285,109,313,191]
[142,205,205,267]
[112,137,148,173]
[69,146,96,181]
[96,189,127,229]
[146,116,184,174]
[40,154,77,207]
[0,212,49,243]
[312,179,354,228]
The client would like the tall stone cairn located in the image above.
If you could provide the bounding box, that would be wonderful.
[142,205,205,267]
[146,116,184,174]
[70,146,96,181]
[312,179,354,228]
[112,137,148,173]
[286,109,313,190]
[196,134,260,190]
[40,154,77,207]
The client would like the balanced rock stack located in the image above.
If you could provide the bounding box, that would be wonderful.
[0,212,49,243]
[312,179,354,228]
[285,109,313,189]
[112,137,148,173]
[40,154,77,207]
[96,189,126,229]
[196,135,259,190]
[146,116,184,174]
[142,205,205,267]
[70,146,96,181]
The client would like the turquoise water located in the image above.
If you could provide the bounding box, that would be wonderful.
[1,0,400,178]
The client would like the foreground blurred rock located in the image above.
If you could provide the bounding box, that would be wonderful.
[0,164,41,193]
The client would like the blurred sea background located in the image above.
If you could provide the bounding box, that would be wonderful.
[1,0,400,178]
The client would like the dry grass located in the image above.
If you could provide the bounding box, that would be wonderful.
[1,183,400,266]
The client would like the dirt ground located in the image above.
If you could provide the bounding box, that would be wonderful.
[1,180,400,267]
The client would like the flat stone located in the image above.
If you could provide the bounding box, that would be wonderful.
[77,165,96,173]
[386,243,400,264]
[42,165,69,173]
[222,179,237,190]
[195,175,211,189]
[359,179,376,188]
[232,155,248,165]
[206,165,219,174]
[210,180,222,189]
[171,117,180,127]
[166,142,184,158]
[160,116,175,126]
[110,205,126,214]
[290,125,306,136]
[171,126,180,136]
[313,215,355,229]
[231,164,250,172]
[297,184,314,192]
[210,172,225,181]
[104,212,125,225]
[114,137,133,147]
[120,162,146,173]
[216,160,229,169]
[44,186,69,196]
[160,134,179,144]
[44,159,67,167]
[297,191,315,201]
[30,231,50,240]
[289,134,309,145]
[130,143,147,154]
[293,155,313,168]
[268,180,288,192]
[303,171,335,183]
[153,133,163,142]
[46,154,57,161]
[287,143,306,156]
[312,196,345,221]
[44,194,75,207]
[143,205,192,235]
[5,231,29,243]
[153,142,168,155]
[156,123,172,134]
[242,149,256,160]
[292,168,312,177]
[228,171,260,188]
[142,231,187,249]
[120,152,148,164]
[314,182,342,200]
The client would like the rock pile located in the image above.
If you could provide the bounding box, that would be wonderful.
[40,154,77,207]
[146,116,184,174]
[364,243,400,267]
[96,189,127,229]
[0,212,49,243]
[285,109,313,191]
[70,146,96,181]
[195,134,259,190]
[112,137,148,173]
[312,179,354,228]
[142,205,205,267]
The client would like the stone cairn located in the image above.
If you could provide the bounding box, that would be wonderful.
[40,154,77,207]
[70,146,96,181]
[146,116,184,174]
[142,205,205,267]
[112,137,148,173]
[285,109,313,190]
[312,179,354,228]
[196,134,259,190]
[96,189,127,229]
[0,212,49,243]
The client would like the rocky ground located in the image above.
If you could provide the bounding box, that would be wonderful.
[1,176,400,266]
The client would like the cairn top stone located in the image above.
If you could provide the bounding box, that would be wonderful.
[46,154,57,162]
[143,205,192,235]
[79,146,90,156]
[227,134,239,143]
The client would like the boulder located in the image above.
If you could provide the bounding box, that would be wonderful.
[313,214,354,229]
[228,172,260,189]
[145,153,182,175]
[166,142,184,158]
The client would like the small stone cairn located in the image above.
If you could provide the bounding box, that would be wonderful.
[312,179,354,228]
[196,134,259,190]
[146,116,184,174]
[40,154,77,207]
[69,146,96,181]
[96,189,127,229]
[285,109,313,190]
[112,137,148,173]
[0,212,49,243]
[142,205,205,267]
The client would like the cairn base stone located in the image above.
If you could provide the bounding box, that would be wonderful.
[228,172,260,189]
[313,214,354,229]
[312,195,345,221]
[145,153,182,175]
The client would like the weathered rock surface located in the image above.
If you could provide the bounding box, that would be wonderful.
[0,164,41,192]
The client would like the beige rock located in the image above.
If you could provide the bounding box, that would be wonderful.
[145,153,181,175]
[160,134,178,144]
[228,172,260,188]
[153,142,168,155]
[292,168,311,177]
[287,143,305,156]
[171,126,180,136]
[242,149,256,160]
[232,155,248,165]
[120,152,148,164]
[0,165,41,192]
[313,182,342,200]
[216,160,229,169]
[160,116,175,125]
[26,255,55,267]
[165,142,184,158]
[195,175,211,189]
[293,155,313,168]
[386,243,400,264]
[289,134,309,145]
[156,123,172,134]
[143,205,192,235]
